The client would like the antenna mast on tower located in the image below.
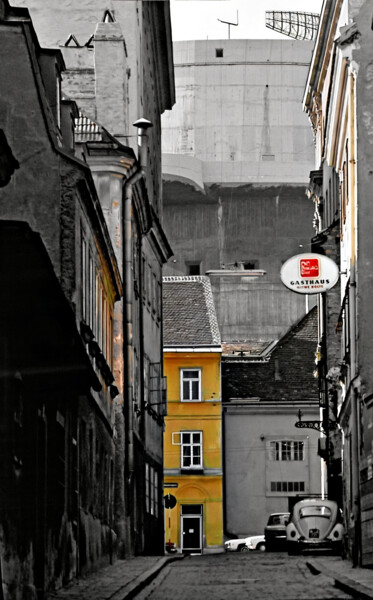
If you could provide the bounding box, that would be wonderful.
[217,11,239,39]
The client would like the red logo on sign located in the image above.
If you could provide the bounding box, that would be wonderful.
[300,258,319,278]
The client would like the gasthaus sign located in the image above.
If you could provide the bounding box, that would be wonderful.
[280,253,339,295]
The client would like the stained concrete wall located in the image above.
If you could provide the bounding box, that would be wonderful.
[162,39,314,185]
[162,39,316,342]
[163,179,315,341]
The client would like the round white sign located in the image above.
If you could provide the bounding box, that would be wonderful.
[280,253,339,295]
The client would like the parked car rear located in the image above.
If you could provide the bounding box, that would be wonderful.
[286,498,344,555]
[264,512,290,551]
[224,534,265,552]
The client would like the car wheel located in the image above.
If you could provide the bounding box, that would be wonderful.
[256,542,266,552]
[240,545,249,552]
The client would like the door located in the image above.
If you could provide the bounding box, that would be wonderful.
[181,515,202,552]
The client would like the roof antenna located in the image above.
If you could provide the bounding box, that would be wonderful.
[217,10,238,39]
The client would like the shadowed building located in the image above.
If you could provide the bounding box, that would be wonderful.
[9,0,175,559]
[0,0,122,591]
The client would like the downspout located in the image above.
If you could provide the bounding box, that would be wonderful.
[348,71,361,565]
[122,118,152,552]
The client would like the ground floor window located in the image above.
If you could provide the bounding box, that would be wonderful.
[145,462,159,517]
[270,481,305,493]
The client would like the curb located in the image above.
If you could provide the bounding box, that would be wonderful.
[113,554,185,600]
[306,560,373,600]
[333,577,373,600]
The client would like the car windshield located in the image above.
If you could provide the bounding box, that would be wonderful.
[299,506,332,519]
[268,514,288,525]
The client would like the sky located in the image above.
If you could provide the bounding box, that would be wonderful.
[170,0,324,41]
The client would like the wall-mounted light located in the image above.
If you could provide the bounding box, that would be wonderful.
[133,117,153,168]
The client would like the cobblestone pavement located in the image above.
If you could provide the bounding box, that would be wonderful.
[307,555,373,600]
[133,552,358,600]
[44,551,373,600]
[45,556,182,600]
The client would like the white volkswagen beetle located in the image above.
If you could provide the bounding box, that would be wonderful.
[286,498,344,555]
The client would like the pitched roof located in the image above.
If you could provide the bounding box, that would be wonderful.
[222,340,274,357]
[222,307,319,403]
[163,276,221,348]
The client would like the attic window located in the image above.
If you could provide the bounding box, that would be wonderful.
[215,48,223,57]
[187,262,201,276]
[243,261,258,270]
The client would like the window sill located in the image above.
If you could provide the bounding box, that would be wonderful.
[180,399,202,403]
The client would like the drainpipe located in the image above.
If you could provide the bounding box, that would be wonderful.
[348,71,361,566]
[122,118,152,553]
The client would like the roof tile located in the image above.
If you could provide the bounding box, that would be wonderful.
[163,276,221,347]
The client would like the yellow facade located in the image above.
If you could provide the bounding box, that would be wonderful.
[163,351,223,553]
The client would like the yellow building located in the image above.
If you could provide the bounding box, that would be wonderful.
[163,276,223,553]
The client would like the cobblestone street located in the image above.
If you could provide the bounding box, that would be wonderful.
[135,553,356,600]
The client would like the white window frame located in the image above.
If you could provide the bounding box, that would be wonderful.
[180,368,202,402]
[269,440,304,462]
[180,431,203,469]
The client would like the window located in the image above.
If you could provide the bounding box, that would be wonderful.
[187,262,200,276]
[145,463,150,513]
[94,272,114,368]
[215,48,223,57]
[270,481,305,493]
[81,235,87,321]
[145,462,159,516]
[242,260,258,270]
[270,441,304,461]
[89,254,95,330]
[81,229,97,332]
[181,431,202,469]
[181,369,201,402]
